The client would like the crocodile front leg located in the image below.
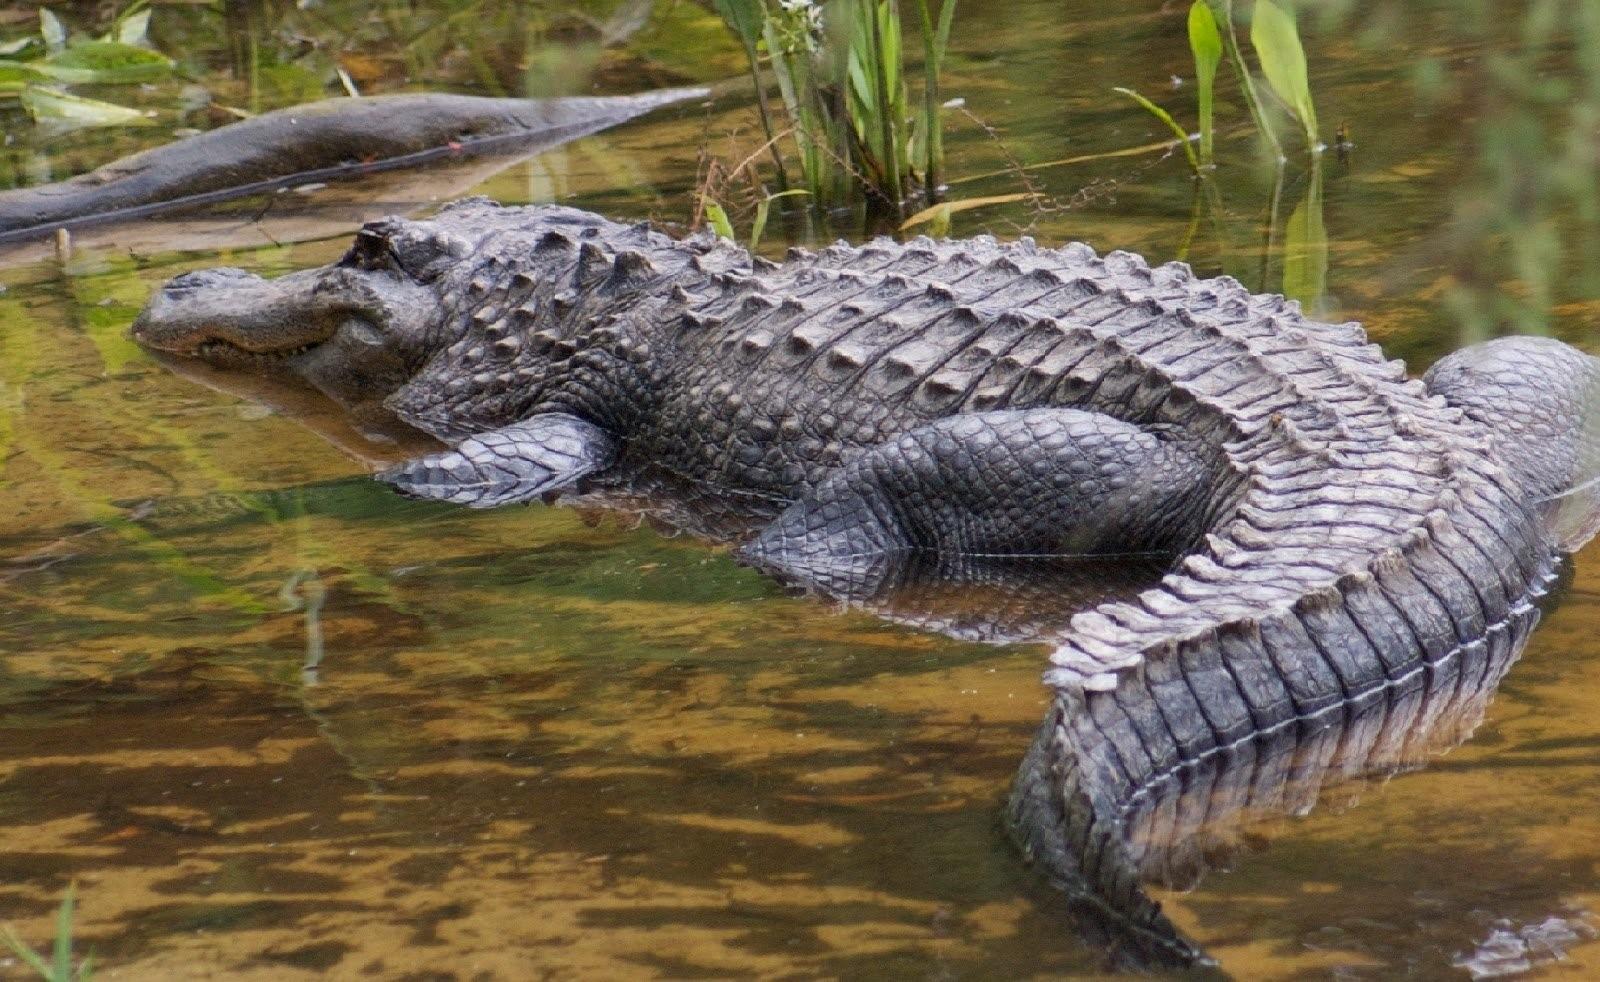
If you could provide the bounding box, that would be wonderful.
[738,409,1220,594]
[380,413,617,508]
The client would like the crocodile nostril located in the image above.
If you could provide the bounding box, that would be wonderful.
[166,267,263,292]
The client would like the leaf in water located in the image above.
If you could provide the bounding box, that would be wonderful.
[0,36,36,57]
[39,40,174,84]
[899,192,1029,230]
[1250,0,1318,145]
[1188,0,1222,164]
[0,59,48,94]
[39,8,67,56]
[1112,87,1201,172]
[20,85,154,131]
[115,8,151,46]
[749,189,809,249]
[1282,166,1327,311]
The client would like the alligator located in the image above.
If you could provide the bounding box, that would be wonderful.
[0,89,704,245]
[131,198,1600,966]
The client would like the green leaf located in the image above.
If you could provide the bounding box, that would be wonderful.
[0,36,37,57]
[1188,0,1222,164]
[702,197,735,240]
[1250,0,1318,145]
[39,9,67,56]
[0,60,49,94]
[749,189,808,249]
[1112,87,1201,172]
[40,41,174,84]
[116,10,152,47]
[20,85,153,130]
[709,0,764,49]
[0,924,53,979]
[53,883,75,982]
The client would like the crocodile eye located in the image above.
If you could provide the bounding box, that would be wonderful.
[343,219,470,281]
[344,221,404,272]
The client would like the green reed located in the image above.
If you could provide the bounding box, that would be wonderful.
[1121,0,1320,172]
[0,882,94,982]
[712,0,956,214]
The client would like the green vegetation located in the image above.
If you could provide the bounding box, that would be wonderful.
[703,187,812,249]
[711,0,957,215]
[0,882,93,982]
[1187,0,1222,165]
[1121,0,1320,170]
[1249,0,1317,150]
[1,5,171,130]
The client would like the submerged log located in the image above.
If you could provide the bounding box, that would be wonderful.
[0,88,706,243]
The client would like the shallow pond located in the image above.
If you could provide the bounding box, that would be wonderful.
[2,0,1600,977]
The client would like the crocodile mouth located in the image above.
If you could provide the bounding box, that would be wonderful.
[131,265,353,366]
[189,336,326,366]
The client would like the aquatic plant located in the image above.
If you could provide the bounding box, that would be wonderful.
[1120,0,1320,168]
[0,4,171,131]
[711,0,957,214]
[703,188,812,249]
[0,882,94,982]
[1188,0,1223,165]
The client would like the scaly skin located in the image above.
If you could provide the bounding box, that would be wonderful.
[133,199,1600,966]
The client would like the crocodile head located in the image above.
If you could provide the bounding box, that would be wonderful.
[131,211,490,414]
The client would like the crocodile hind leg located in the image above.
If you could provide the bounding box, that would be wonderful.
[379,413,617,508]
[738,408,1219,595]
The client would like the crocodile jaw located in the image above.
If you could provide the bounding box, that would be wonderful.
[132,262,438,410]
[131,266,351,363]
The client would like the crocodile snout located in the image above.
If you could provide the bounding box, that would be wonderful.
[131,265,349,362]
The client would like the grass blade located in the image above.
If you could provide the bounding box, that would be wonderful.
[712,0,790,190]
[1188,0,1222,164]
[53,882,75,982]
[914,0,955,193]
[900,191,1029,230]
[1250,0,1318,146]
[0,925,54,979]
[1112,87,1200,172]
[750,188,809,249]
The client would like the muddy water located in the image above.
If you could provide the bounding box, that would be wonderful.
[2,0,1599,977]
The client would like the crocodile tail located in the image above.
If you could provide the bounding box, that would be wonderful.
[1005,693,1213,971]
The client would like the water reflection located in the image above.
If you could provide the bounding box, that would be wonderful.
[1009,571,1551,971]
